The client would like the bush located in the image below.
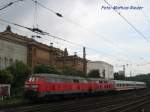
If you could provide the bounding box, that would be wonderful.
[62,66,85,77]
[0,69,13,84]
[34,64,60,74]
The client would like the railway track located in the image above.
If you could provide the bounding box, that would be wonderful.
[1,89,149,112]
[89,96,150,112]
[49,92,150,112]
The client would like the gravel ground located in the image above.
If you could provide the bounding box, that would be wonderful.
[134,102,150,112]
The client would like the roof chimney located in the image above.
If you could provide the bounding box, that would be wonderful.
[5,25,12,32]
[64,48,68,56]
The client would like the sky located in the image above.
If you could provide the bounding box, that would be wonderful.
[0,0,150,76]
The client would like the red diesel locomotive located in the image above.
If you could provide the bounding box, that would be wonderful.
[24,73,146,99]
[24,73,114,99]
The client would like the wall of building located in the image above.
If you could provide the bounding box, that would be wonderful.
[87,61,114,79]
[0,39,27,69]
[56,56,85,72]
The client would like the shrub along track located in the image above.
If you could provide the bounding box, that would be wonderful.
[1,89,149,112]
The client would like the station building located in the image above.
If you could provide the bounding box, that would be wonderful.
[0,26,86,73]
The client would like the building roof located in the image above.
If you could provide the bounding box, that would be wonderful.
[88,61,113,67]
[0,26,64,53]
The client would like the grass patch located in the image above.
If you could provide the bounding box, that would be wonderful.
[0,97,25,109]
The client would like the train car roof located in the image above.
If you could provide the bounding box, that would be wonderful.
[87,78,111,81]
[32,73,86,80]
[112,80,145,84]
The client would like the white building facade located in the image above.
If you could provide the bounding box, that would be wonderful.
[0,26,28,70]
[87,61,114,79]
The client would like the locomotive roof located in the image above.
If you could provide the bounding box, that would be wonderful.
[32,73,110,81]
[33,73,86,80]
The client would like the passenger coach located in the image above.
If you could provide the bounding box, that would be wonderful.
[113,80,146,91]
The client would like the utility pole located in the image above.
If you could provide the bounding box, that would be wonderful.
[130,70,132,77]
[123,65,126,76]
[83,47,87,75]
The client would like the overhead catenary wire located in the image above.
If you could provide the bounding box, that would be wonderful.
[103,0,150,43]
[0,17,84,47]
[31,0,63,17]
[30,0,121,47]
[0,0,24,11]
[33,0,38,28]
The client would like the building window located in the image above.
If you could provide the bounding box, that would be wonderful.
[0,57,2,70]
[9,58,13,65]
[4,57,7,68]
[102,69,105,78]
[33,48,36,56]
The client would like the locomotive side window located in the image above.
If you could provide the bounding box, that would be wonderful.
[104,81,108,83]
[99,81,103,83]
[73,79,79,83]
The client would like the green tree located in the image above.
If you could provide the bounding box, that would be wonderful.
[62,66,85,77]
[0,69,13,84]
[114,72,125,80]
[7,61,31,88]
[88,69,100,78]
[34,64,60,74]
